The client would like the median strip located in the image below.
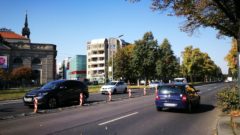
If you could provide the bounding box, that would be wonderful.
[98,112,139,126]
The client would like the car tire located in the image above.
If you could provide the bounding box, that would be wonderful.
[113,89,117,94]
[156,107,162,111]
[124,88,127,93]
[48,97,57,109]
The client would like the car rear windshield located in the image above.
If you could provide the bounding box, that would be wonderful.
[158,85,185,94]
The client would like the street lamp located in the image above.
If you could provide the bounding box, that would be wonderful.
[110,35,124,81]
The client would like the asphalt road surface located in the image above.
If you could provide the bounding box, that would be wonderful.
[0,83,231,135]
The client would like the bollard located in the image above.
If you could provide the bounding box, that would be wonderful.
[155,86,158,95]
[143,87,146,96]
[128,88,132,98]
[108,91,112,101]
[34,97,38,113]
[79,93,83,106]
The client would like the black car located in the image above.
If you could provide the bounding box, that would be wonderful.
[23,80,89,108]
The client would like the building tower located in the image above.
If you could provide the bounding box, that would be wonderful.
[22,12,30,39]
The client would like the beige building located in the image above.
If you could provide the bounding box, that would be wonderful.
[0,14,57,85]
[86,37,128,83]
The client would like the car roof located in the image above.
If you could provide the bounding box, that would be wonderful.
[159,83,187,87]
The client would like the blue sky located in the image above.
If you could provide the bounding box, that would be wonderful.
[1,0,231,74]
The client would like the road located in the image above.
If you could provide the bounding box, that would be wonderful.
[0,88,155,118]
[0,83,230,135]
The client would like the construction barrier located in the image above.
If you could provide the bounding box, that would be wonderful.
[34,97,38,113]
[108,91,112,101]
[155,86,158,95]
[143,87,146,96]
[79,93,83,106]
[128,88,132,98]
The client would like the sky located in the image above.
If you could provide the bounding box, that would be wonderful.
[0,0,232,74]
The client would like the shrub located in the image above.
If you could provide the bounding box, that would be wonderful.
[217,85,239,112]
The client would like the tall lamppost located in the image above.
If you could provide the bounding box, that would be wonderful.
[110,35,124,81]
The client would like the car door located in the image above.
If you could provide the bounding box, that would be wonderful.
[63,81,76,102]
[57,81,70,104]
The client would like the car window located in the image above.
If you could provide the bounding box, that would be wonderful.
[107,82,117,85]
[118,82,123,85]
[158,85,185,94]
[41,81,60,90]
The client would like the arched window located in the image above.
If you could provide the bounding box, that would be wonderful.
[32,58,41,65]
[13,58,23,64]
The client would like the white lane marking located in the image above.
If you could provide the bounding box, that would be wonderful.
[98,112,139,126]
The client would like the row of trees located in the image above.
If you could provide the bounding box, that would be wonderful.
[112,32,222,83]
[0,67,34,89]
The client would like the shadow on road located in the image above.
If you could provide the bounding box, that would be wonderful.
[160,104,215,114]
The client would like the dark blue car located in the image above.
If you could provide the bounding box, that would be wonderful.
[23,80,89,108]
[155,83,200,113]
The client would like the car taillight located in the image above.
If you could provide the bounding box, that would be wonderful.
[181,94,187,102]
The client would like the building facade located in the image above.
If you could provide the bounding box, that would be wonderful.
[87,38,128,83]
[87,39,108,83]
[0,14,57,85]
[68,55,86,80]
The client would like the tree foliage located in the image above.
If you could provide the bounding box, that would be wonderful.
[113,45,136,82]
[129,0,240,40]
[182,46,222,82]
[0,68,8,80]
[156,38,180,82]
[10,66,32,81]
[132,32,158,83]
[225,38,238,78]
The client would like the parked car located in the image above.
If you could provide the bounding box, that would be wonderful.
[155,83,200,113]
[149,81,164,88]
[23,80,89,108]
[100,81,127,94]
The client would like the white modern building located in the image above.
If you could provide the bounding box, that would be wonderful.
[87,37,128,83]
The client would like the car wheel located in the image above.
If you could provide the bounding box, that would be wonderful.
[48,97,57,109]
[113,89,117,94]
[124,88,127,93]
[156,107,162,111]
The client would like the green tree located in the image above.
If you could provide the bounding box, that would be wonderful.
[225,38,238,78]
[182,46,221,82]
[156,38,180,82]
[114,45,136,82]
[129,1,240,43]
[182,46,204,82]
[132,32,158,84]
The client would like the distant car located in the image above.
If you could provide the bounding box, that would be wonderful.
[174,78,187,83]
[100,81,127,94]
[155,83,200,113]
[149,81,164,88]
[23,80,89,108]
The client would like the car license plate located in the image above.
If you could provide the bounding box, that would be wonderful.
[164,103,177,107]
[24,97,32,102]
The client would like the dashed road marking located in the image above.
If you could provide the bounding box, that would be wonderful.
[98,112,138,126]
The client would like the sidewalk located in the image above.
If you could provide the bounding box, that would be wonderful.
[217,115,240,135]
